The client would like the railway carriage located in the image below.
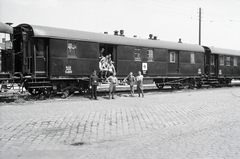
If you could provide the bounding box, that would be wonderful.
[204,47,240,85]
[11,23,208,95]
[1,22,239,96]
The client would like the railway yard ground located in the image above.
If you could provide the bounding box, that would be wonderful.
[0,82,240,159]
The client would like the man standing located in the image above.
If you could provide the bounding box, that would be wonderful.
[89,70,99,100]
[99,56,106,80]
[136,71,144,98]
[107,72,118,99]
[124,72,135,97]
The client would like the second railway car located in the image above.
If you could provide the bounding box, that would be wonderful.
[9,23,240,96]
[204,46,240,85]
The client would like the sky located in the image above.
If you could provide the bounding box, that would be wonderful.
[1,0,240,50]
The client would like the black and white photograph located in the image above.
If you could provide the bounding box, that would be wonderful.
[0,0,240,158]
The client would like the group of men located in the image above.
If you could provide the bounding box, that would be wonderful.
[123,71,144,98]
[99,48,116,81]
[89,70,144,100]
[89,48,144,100]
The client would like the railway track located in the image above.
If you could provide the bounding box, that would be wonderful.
[1,80,239,103]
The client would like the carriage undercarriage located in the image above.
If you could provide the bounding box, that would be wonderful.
[1,75,233,98]
[154,76,233,90]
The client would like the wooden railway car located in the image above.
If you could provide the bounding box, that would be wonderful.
[8,22,240,96]
[203,46,240,85]
[12,23,208,95]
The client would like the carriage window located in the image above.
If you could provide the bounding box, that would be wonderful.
[147,49,154,62]
[220,56,224,66]
[233,57,238,66]
[190,53,195,64]
[134,47,141,61]
[169,52,175,63]
[67,41,77,58]
[0,33,12,49]
[35,39,45,57]
[226,56,230,66]
[210,56,215,65]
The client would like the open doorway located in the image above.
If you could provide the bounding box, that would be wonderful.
[99,44,116,61]
[99,44,117,81]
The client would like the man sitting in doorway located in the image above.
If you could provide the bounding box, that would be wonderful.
[107,61,116,77]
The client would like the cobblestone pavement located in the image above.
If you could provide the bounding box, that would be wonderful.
[1,87,240,159]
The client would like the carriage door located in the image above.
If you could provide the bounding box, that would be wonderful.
[168,51,179,74]
[99,44,117,74]
[34,38,48,77]
[210,54,218,76]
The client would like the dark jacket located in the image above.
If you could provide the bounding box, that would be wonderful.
[89,75,99,86]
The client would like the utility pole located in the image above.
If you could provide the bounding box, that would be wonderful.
[198,7,202,45]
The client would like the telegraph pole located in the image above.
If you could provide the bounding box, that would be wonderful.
[198,7,201,45]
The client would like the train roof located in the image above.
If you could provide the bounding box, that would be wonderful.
[208,47,240,56]
[0,22,13,34]
[16,23,205,53]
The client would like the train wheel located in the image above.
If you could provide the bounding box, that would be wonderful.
[196,82,203,88]
[42,88,52,98]
[188,80,196,89]
[28,88,41,96]
[156,84,164,89]
[61,90,69,99]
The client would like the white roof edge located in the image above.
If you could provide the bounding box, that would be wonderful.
[208,47,240,56]
[0,22,13,34]
[23,24,205,53]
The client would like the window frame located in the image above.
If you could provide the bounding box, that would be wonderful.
[134,47,141,61]
[67,41,77,58]
[147,49,154,62]
[219,55,224,66]
[0,33,12,50]
[169,52,176,63]
[210,56,215,66]
[226,56,231,66]
[190,52,195,64]
[233,57,238,66]
[34,38,45,57]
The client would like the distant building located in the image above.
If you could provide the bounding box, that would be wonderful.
[0,40,12,49]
